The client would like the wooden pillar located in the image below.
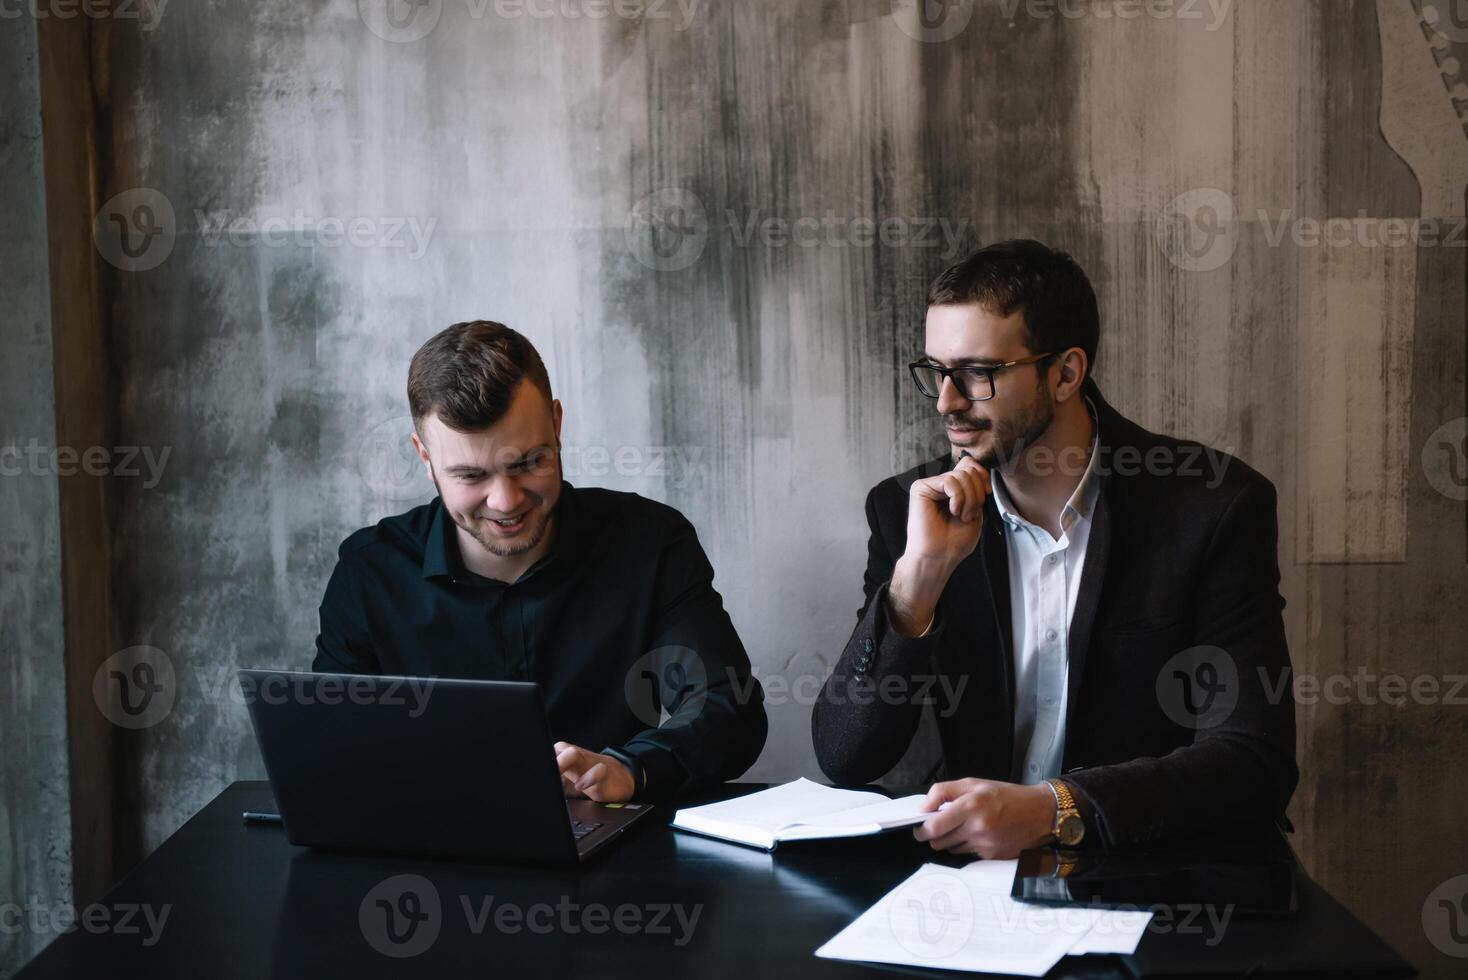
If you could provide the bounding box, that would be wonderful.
[34,9,134,906]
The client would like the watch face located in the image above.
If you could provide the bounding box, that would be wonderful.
[1057,813,1085,847]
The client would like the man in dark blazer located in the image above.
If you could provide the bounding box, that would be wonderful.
[812,240,1296,857]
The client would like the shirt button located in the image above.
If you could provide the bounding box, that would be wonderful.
[1046,628,1058,641]
[1042,696,1057,707]
[1047,554,1059,566]
[1028,763,1040,774]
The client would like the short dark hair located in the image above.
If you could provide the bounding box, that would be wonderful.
[927,239,1099,383]
[407,320,553,431]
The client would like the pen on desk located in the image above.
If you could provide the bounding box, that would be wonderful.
[242,809,283,825]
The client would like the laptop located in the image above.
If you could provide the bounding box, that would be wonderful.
[238,669,654,864]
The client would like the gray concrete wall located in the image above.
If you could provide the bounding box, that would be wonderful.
[0,15,73,980]
[56,1,1468,977]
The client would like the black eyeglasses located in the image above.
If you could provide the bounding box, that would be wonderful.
[908,353,1057,402]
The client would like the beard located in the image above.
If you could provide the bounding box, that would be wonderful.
[948,378,1056,470]
[459,501,554,558]
[430,469,558,560]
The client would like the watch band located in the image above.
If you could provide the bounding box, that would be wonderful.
[1047,778,1077,812]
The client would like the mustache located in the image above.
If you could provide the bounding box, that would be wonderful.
[943,416,992,430]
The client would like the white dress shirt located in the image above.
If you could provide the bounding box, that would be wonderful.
[990,401,1101,785]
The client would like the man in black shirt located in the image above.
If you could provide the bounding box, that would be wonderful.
[313,320,767,802]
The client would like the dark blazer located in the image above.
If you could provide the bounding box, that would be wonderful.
[812,384,1298,847]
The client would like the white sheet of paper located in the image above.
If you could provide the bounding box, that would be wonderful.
[1066,908,1153,955]
[815,863,1106,977]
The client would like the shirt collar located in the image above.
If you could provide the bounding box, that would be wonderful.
[991,396,1102,535]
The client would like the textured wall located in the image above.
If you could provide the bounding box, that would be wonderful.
[0,15,73,980]
[69,0,1468,977]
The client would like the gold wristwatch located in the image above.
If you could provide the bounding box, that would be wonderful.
[1046,778,1085,846]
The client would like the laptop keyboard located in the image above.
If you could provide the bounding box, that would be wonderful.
[571,820,603,841]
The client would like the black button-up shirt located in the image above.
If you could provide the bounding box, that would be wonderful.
[312,482,767,797]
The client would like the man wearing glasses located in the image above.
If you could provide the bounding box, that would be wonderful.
[812,239,1296,857]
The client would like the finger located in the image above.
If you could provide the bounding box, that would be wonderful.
[556,746,585,777]
[928,822,984,852]
[943,475,966,517]
[575,762,607,794]
[922,780,969,809]
[913,804,967,842]
[953,471,985,522]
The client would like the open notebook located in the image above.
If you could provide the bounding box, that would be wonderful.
[671,779,931,850]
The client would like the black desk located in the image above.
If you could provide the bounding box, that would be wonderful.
[18,782,1414,978]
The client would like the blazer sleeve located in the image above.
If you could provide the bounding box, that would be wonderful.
[811,480,946,786]
[1064,476,1299,846]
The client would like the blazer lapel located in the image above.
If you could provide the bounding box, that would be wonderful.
[974,499,1015,773]
[1065,472,1111,736]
